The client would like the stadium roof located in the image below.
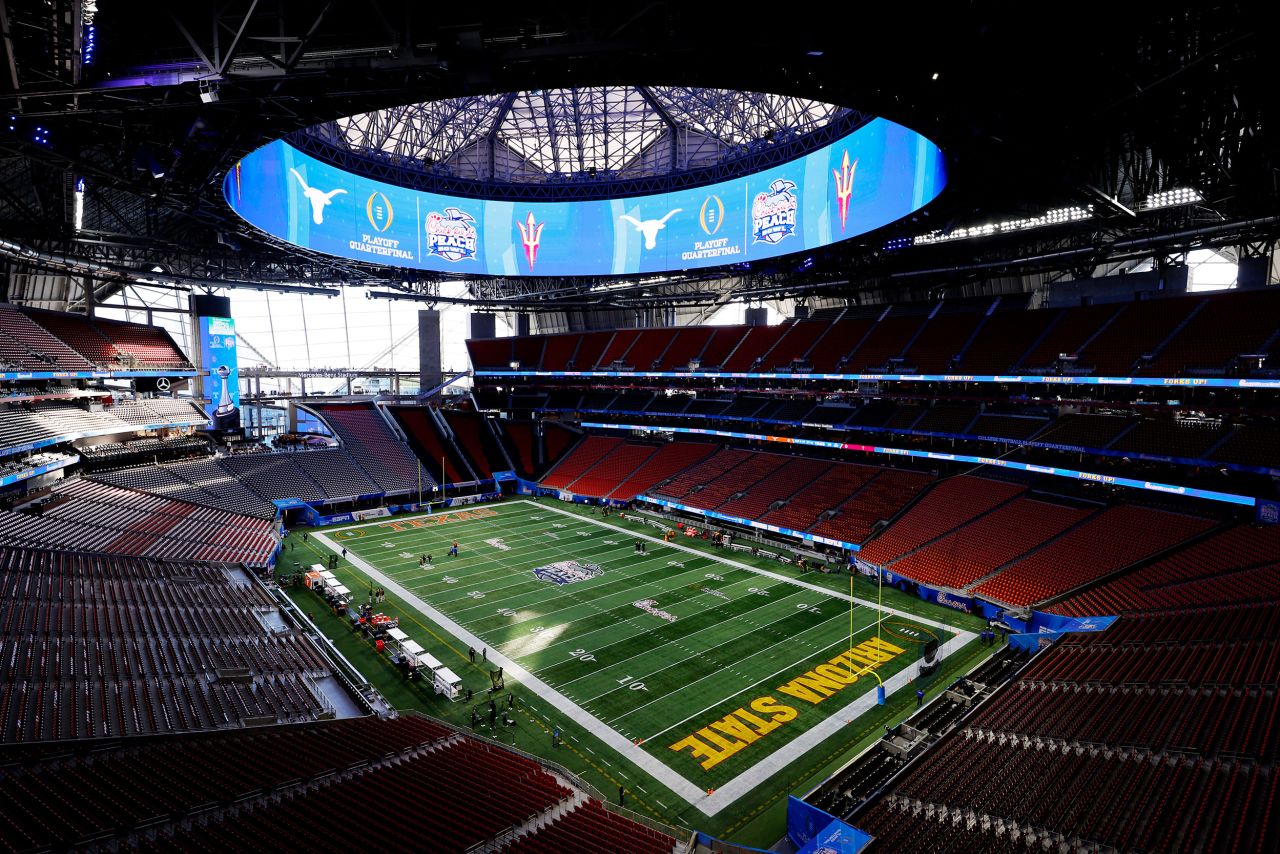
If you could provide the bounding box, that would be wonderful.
[328,87,851,181]
[0,1,1272,310]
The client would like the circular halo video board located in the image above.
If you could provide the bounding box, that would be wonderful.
[224,117,945,277]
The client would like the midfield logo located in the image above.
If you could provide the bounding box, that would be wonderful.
[532,560,603,585]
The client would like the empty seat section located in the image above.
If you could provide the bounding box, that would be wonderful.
[808,469,933,545]
[846,313,928,371]
[1079,298,1200,375]
[677,452,789,510]
[860,476,1025,565]
[889,497,1092,589]
[716,456,831,519]
[1034,413,1133,448]
[466,338,511,370]
[958,300,1056,373]
[568,331,612,370]
[540,333,580,370]
[912,404,979,433]
[564,442,657,496]
[807,317,876,371]
[21,309,118,365]
[624,329,672,370]
[766,320,829,368]
[539,436,623,489]
[900,307,987,373]
[1146,288,1280,375]
[443,410,510,479]
[969,413,1051,439]
[649,446,746,498]
[391,408,470,483]
[759,462,880,531]
[608,441,715,500]
[1209,422,1280,468]
[541,422,580,471]
[721,323,791,371]
[972,505,1215,607]
[510,335,545,370]
[0,479,277,566]
[1049,523,1280,615]
[656,326,715,370]
[697,326,749,369]
[292,449,380,498]
[1109,416,1230,459]
[91,317,191,368]
[222,454,325,502]
[0,305,97,369]
[499,420,538,477]
[1018,303,1119,370]
[594,329,641,368]
[316,404,423,493]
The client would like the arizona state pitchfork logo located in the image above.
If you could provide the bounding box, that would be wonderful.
[832,150,858,232]
[516,211,545,271]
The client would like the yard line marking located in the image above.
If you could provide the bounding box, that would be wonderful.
[564,587,815,695]
[493,574,798,659]
[608,609,853,730]
[536,500,962,635]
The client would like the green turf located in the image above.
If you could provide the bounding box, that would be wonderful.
[281,498,992,845]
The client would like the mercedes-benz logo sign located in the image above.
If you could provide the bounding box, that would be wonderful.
[155,377,171,391]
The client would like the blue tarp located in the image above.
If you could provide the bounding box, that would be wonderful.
[789,798,872,853]
[797,819,873,854]
[1029,612,1118,634]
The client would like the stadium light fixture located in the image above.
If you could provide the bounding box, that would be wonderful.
[1140,187,1204,211]
[912,205,1093,245]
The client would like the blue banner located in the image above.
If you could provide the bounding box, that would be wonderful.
[1030,612,1118,634]
[798,819,873,854]
[789,797,871,852]
[198,315,241,430]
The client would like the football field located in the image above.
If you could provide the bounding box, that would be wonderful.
[314,499,974,815]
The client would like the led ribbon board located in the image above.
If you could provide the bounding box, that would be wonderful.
[224,118,945,276]
[476,370,1280,390]
[581,422,1257,507]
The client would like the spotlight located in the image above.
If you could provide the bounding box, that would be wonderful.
[199,81,220,104]
[1140,187,1203,211]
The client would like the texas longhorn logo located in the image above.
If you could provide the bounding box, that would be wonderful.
[832,150,858,232]
[290,168,346,225]
[516,211,545,271]
[620,209,682,250]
